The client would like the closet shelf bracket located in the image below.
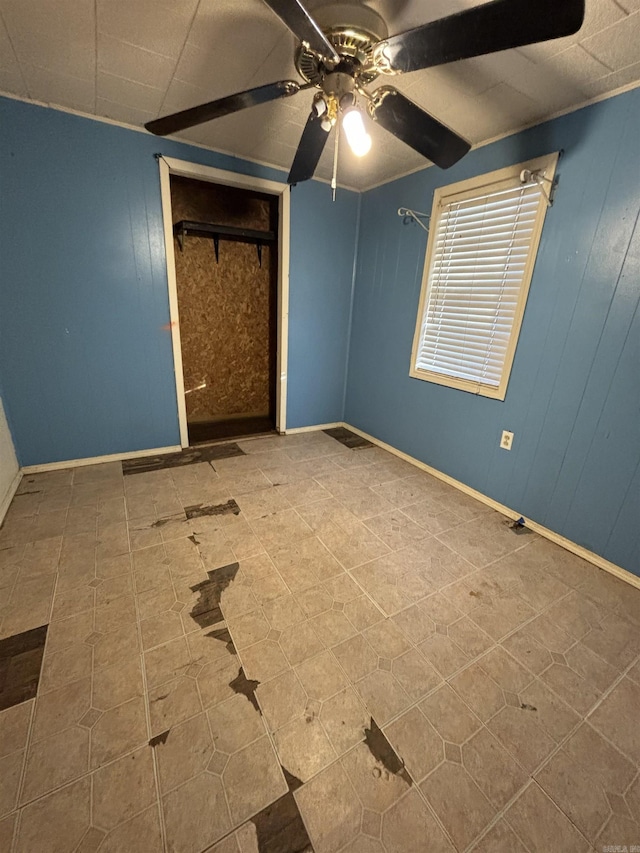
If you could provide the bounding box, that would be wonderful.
[173,220,276,267]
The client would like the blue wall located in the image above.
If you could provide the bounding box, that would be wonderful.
[1,90,638,576]
[0,97,358,465]
[288,181,359,428]
[345,87,640,576]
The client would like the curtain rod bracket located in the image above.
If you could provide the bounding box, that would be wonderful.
[398,207,430,232]
[519,169,556,207]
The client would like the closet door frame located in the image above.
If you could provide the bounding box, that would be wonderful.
[157,156,290,447]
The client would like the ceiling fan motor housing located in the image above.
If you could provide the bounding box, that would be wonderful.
[321,71,355,99]
[295,3,388,87]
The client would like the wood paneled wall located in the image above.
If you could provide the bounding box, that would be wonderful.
[345,88,640,575]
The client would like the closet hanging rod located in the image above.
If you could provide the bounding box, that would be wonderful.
[397,207,430,232]
[173,220,276,266]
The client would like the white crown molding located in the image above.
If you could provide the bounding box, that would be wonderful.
[359,78,640,193]
[3,78,638,196]
[0,90,360,192]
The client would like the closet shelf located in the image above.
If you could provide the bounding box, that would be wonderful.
[173,220,276,266]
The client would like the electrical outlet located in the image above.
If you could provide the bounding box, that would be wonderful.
[500,430,514,450]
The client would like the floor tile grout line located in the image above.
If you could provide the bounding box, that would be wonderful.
[226,606,437,843]
[505,778,594,852]
[142,615,312,849]
[436,578,624,690]
[3,439,639,852]
[455,650,640,851]
[9,697,37,853]
[311,514,392,573]
[88,773,95,849]
[464,805,533,853]
[181,524,242,841]
[126,479,170,853]
[7,738,166,818]
[201,685,238,837]
[308,574,624,765]
[537,650,640,770]
[480,589,637,712]
[10,530,65,844]
[8,494,630,702]
[0,554,23,634]
[521,626,629,706]
[400,675,589,853]
[86,561,97,829]
[152,482,302,839]
[6,473,157,840]
[217,545,421,840]
[216,566,618,748]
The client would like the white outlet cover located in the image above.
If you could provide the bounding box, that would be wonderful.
[501,430,514,450]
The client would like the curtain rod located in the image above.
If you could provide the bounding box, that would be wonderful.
[398,207,429,232]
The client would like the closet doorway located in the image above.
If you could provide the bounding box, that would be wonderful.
[157,158,290,447]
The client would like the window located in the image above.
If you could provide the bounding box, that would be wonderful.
[410,153,558,400]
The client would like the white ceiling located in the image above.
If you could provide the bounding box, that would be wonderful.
[0,0,638,190]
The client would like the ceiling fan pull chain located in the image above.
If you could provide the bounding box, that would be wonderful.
[331,118,340,202]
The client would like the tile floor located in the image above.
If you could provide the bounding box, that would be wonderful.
[0,428,639,853]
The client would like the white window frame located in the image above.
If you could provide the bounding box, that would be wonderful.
[410,153,558,400]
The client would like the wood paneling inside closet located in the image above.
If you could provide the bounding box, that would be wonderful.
[170,176,277,435]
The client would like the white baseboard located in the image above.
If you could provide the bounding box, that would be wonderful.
[343,422,640,591]
[0,470,22,527]
[283,422,343,435]
[21,445,182,474]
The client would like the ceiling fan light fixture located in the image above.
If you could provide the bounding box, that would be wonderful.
[312,96,328,116]
[342,107,371,157]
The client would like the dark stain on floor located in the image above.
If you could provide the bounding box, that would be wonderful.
[507,517,533,535]
[150,692,170,703]
[229,667,261,713]
[364,718,412,786]
[0,624,48,712]
[207,626,237,655]
[149,730,170,747]
[250,792,313,853]
[185,499,241,520]
[324,426,373,450]
[122,442,245,475]
[521,703,537,712]
[151,513,185,528]
[189,562,239,628]
[282,766,303,793]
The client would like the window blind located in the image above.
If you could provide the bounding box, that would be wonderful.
[414,180,544,390]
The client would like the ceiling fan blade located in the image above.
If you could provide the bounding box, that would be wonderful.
[288,111,330,184]
[370,87,470,169]
[262,0,340,64]
[373,0,585,74]
[145,80,303,136]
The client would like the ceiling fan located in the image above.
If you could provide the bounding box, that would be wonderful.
[145,0,585,185]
